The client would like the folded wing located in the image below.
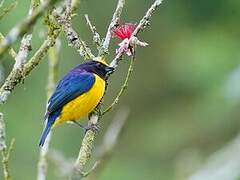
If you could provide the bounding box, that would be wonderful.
[45,72,96,118]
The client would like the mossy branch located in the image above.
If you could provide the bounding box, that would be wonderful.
[0,0,60,59]
[53,0,94,59]
[13,0,40,70]
[0,22,61,104]
[71,113,99,179]
[84,14,102,52]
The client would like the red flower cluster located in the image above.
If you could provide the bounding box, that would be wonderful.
[112,23,135,40]
[112,23,148,56]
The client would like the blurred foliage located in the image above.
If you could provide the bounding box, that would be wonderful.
[1,0,240,179]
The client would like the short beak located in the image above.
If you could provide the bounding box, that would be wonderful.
[105,66,115,74]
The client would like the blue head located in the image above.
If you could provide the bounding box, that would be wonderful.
[76,58,114,79]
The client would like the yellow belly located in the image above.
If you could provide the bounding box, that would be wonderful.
[52,74,105,127]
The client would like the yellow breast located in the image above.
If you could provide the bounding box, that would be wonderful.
[53,74,105,127]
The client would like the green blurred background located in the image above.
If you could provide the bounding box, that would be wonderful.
[1,0,240,179]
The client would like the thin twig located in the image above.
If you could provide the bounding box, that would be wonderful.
[0,0,59,59]
[0,33,16,59]
[84,14,102,51]
[103,56,134,115]
[132,0,163,36]
[100,0,125,56]
[0,113,6,152]
[2,138,15,180]
[14,0,39,70]
[0,113,15,180]
[37,39,60,180]
[53,0,94,59]
[0,113,7,179]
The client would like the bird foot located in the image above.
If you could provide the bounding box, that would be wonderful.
[84,123,100,134]
[71,120,100,134]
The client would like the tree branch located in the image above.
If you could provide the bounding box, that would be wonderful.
[0,113,15,180]
[0,21,61,104]
[99,0,125,56]
[53,0,95,59]
[0,113,6,153]
[0,0,59,59]
[14,0,39,70]
[84,14,102,51]
[71,113,99,179]
[132,0,163,35]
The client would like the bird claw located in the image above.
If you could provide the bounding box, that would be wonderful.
[71,120,100,134]
[84,123,100,134]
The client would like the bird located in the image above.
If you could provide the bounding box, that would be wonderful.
[39,57,114,146]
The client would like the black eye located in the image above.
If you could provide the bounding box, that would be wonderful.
[96,63,103,68]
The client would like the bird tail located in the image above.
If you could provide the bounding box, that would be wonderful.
[39,121,53,147]
[39,110,60,147]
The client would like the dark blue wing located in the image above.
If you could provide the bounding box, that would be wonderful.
[46,72,95,116]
